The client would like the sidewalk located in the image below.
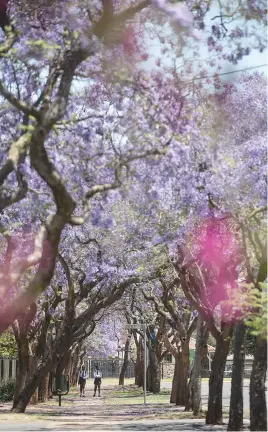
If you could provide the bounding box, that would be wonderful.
[0,383,250,431]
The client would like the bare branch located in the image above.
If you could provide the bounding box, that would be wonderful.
[0,132,32,184]
[0,81,40,119]
[187,315,198,338]
[33,62,61,109]
[247,206,267,221]
[162,331,179,358]
[0,29,17,57]
[74,277,140,331]
[30,130,76,215]
[69,145,170,226]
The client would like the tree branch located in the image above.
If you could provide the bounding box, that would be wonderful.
[162,331,179,358]
[73,277,140,332]
[0,81,40,119]
[93,1,149,37]
[247,206,267,221]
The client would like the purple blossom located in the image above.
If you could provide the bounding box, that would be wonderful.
[102,217,114,229]
[91,205,102,226]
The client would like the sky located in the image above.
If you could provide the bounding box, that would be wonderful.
[73,3,267,93]
[143,2,267,83]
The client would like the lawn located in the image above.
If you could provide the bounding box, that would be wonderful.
[106,385,172,405]
[102,378,135,386]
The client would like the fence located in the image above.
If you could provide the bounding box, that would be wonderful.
[86,358,135,379]
[0,358,17,381]
[1,356,254,382]
[0,357,135,382]
[225,357,254,378]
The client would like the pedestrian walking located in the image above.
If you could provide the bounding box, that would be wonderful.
[93,365,102,397]
[78,365,87,397]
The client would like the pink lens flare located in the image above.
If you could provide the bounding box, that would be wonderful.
[191,217,243,322]
[0,227,53,310]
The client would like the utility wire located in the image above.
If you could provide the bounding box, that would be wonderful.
[190,63,267,82]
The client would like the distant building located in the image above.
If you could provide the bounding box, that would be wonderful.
[162,338,215,379]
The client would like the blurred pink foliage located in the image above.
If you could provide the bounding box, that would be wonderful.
[192,217,242,321]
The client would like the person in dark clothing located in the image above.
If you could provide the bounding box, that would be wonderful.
[78,365,87,398]
[93,365,102,397]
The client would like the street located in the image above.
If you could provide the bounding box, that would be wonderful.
[161,379,251,417]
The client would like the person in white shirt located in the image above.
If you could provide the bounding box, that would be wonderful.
[93,365,102,397]
[78,365,87,397]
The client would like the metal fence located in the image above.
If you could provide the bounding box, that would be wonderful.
[0,357,135,382]
[1,356,254,382]
[86,358,135,378]
[225,358,254,378]
[0,358,17,381]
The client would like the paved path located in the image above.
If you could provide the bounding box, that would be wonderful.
[0,383,250,431]
[0,419,245,431]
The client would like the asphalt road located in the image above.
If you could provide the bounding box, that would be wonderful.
[161,380,252,416]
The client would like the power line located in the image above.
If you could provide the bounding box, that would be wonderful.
[190,63,267,82]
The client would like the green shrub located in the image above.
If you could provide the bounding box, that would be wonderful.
[0,378,16,402]
[0,331,17,358]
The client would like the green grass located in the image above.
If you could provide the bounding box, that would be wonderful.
[134,411,207,421]
[0,413,43,422]
[106,385,171,405]
[105,385,207,421]
[102,378,135,386]
[108,394,170,405]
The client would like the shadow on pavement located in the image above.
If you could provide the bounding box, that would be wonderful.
[49,421,228,431]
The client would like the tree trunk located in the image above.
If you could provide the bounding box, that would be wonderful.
[186,314,206,415]
[71,358,80,386]
[119,334,131,386]
[71,365,78,386]
[77,347,86,373]
[201,351,210,378]
[38,373,50,402]
[228,322,246,431]
[176,343,189,406]
[170,355,180,403]
[13,355,29,407]
[147,346,161,393]
[69,347,80,386]
[206,328,232,425]
[29,356,38,405]
[12,330,30,407]
[63,352,73,376]
[48,373,53,399]
[12,358,54,412]
[56,351,71,375]
[12,331,72,413]
[135,339,144,388]
[250,336,267,431]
